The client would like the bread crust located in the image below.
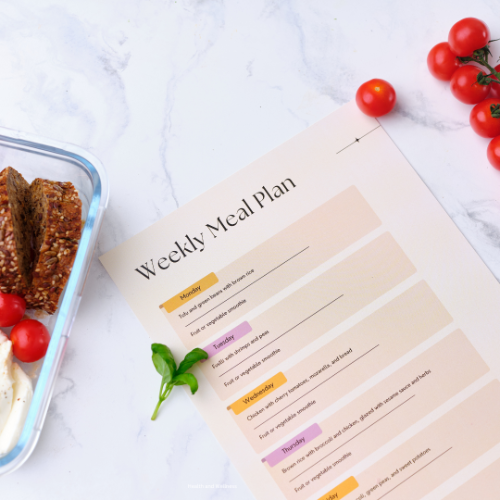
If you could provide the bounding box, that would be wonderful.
[0,170,82,314]
[0,168,30,294]
[25,180,82,314]
[24,238,79,313]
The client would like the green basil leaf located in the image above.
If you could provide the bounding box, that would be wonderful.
[171,373,199,394]
[152,353,174,384]
[152,353,167,376]
[176,348,208,376]
[151,343,176,376]
[150,344,205,420]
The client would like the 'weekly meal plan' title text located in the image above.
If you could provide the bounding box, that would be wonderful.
[135,178,297,280]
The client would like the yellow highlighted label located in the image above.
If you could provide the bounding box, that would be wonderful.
[318,477,358,500]
[161,273,219,313]
[228,373,287,415]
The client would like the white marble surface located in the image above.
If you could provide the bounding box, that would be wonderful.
[1,1,500,499]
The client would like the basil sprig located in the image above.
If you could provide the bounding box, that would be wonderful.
[151,343,208,420]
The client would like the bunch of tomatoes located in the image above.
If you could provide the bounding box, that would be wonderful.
[355,18,500,171]
[427,17,500,170]
[0,293,50,363]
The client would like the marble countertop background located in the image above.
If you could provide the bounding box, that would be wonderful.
[1,1,500,499]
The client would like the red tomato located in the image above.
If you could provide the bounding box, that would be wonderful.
[0,293,26,327]
[450,66,490,104]
[488,64,500,99]
[487,136,500,170]
[355,79,396,117]
[427,42,462,80]
[448,18,490,57]
[10,319,50,363]
[470,98,500,138]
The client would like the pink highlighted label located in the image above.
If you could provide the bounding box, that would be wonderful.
[202,321,252,359]
[262,423,322,467]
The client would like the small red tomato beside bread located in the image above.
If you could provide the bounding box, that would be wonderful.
[0,293,26,327]
[11,319,50,363]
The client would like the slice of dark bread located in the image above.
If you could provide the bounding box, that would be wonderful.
[24,179,82,314]
[0,167,32,294]
[0,168,82,314]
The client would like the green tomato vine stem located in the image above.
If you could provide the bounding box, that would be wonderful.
[458,42,500,85]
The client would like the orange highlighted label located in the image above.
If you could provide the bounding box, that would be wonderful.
[318,477,358,500]
[161,273,219,313]
[228,373,287,415]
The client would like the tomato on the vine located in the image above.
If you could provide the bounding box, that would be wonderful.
[0,293,26,327]
[427,42,462,80]
[355,79,396,117]
[448,18,490,57]
[470,98,500,138]
[10,319,50,363]
[488,64,500,99]
[487,136,500,170]
[450,66,490,104]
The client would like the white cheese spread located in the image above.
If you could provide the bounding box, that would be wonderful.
[0,332,33,456]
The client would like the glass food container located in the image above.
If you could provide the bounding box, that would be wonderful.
[0,127,109,476]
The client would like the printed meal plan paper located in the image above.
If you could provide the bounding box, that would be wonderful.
[100,100,500,500]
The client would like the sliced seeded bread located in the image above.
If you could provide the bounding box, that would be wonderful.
[0,168,82,314]
[24,179,82,314]
[0,168,32,294]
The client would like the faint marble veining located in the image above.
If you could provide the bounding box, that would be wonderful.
[162,410,206,494]
[59,346,77,370]
[0,4,130,149]
[259,1,355,105]
[464,200,500,249]
[45,376,81,448]
[210,458,234,500]
[46,402,81,447]
[448,197,500,279]
[52,376,76,401]
[96,204,128,254]
[158,0,226,209]
[483,0,500,16]
[246,60,254,78]
[396,91,469,132]
[269,84,310,128]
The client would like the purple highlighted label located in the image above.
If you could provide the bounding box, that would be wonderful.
[262,423,322,467]
[202,321,252,359]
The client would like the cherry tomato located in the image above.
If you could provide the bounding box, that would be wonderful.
[355,79,396,117]
[427,42,462,81]
[0,293,26,327]
[448,18,490,57]
[470,98,500,138]
[488,64,500,99]
[450,66,490,104]
[10,319,50,363]
[487,136,500,170]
